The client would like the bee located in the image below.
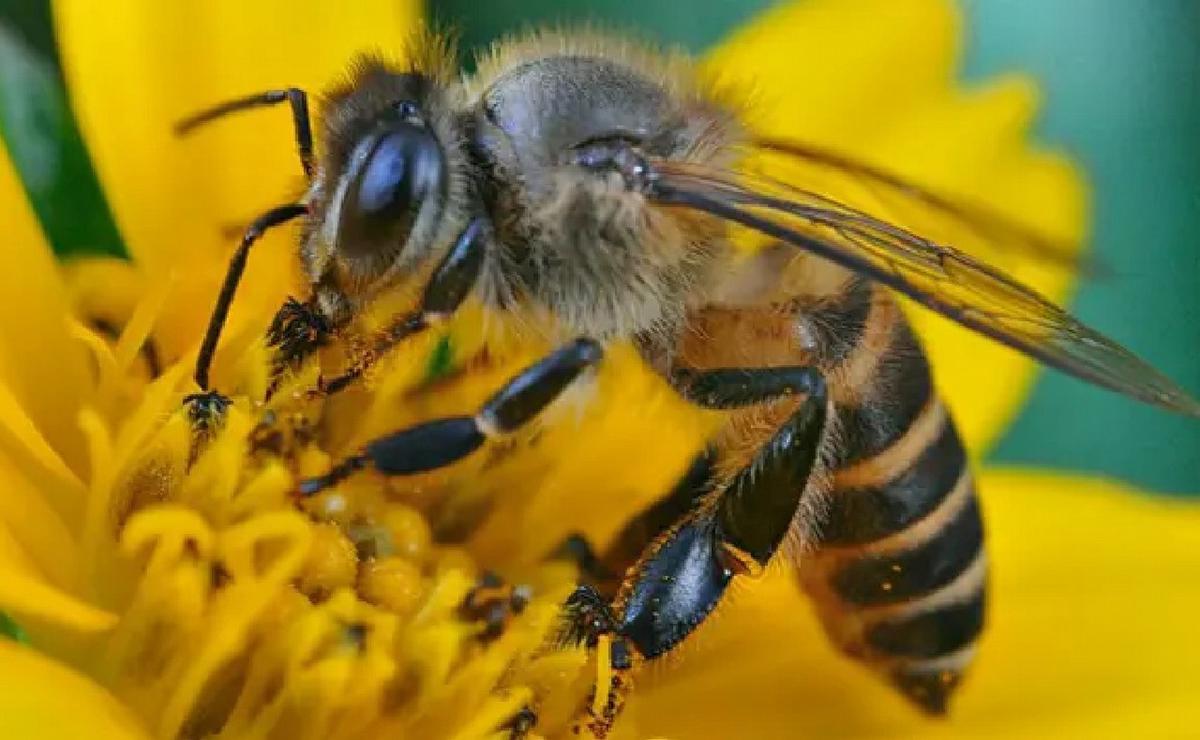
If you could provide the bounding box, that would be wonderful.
[179,28,1199,737]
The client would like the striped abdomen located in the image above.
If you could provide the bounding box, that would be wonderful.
[800,278,986,714]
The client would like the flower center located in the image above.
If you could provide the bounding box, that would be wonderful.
[68,289,594,740]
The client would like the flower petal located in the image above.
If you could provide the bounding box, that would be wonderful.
[0,495,111,647]
[617,470,1200,738]
[0,525,116,634]
[0,138,90,467]
[703,0,1086,455]
[53,0,423,366]
[0,639,148,739]
[0,376,89,554]
[0,455,80,589]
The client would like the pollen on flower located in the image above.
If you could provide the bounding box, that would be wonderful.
[55,281,597,740]
[357,556,425,616]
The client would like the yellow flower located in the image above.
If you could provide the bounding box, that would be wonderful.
[0,1,1195,739]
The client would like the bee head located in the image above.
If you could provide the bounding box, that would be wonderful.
[336,101,444,250]
[309,57,464,296]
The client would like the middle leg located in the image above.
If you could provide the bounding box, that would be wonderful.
[298,337,602,496]
[318,216,487,395]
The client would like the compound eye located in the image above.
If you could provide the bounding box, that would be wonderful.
[355,124,444,224]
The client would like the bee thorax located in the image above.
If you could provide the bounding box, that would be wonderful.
[497,172,716,338]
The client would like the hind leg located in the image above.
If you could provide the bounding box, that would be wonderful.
[559,366,827,736]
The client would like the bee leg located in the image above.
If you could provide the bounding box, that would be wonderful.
[560,366,826,737]
[298,337,601,496]
[671,365,829,569]
[176,88,314,178]
[594,447,716,591]
[554,439,717,597]
[187,204,309,415]
[263,296,332,400]
[320,216,488,395]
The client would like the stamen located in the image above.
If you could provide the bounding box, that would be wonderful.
[43,252,603,738]
[112,269,175,374]
[78,408,117,574]
[591,634,615,718]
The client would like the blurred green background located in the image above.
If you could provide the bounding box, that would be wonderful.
[0,0,1197,493]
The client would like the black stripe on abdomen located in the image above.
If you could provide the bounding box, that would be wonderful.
[820,419,966,545]
[826,321,934,470]
[865,586,986,658]
[832,493,983,606]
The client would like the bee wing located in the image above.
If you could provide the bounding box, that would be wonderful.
[651,159,1200,417]
[750,139,1096,274]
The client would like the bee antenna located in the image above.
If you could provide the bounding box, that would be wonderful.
[174,88,314,179]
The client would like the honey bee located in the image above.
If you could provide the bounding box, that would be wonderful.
[179,28,1199,737]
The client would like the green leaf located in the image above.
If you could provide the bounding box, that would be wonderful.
[0,611,29,644]
[0,21,125,258]
[0,0,56,65]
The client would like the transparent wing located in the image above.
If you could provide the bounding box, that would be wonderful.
[750,139,1097,274]
[650,156,1200,417]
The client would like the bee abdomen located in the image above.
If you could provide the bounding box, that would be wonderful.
[801,287,986,715]
[829,483,982,606]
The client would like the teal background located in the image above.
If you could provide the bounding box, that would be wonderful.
[961,1,1200,494]
[0,0,1196,492]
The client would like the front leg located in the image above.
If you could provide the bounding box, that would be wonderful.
[264,296,333,399]
[320,216,487,395]
[258,214,487,404]
[184,203,309,432]
[561,365,827,736]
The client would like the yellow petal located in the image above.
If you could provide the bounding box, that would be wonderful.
[0,377,87,528]
[54,0,424,366]
[704,0,1086,455]
[704,0,960,143]
[0,510,113,635]
[0,456,80,589]
[0,640,148,739]
[0,547,116,634]
[618,470,1200,739]
[62,256,146,330]
[0,139,90,468]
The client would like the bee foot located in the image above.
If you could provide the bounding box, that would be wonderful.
[558,586,637,738]
[265,296,330,399]
[184,390,231,464]
[185,390,230,432]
